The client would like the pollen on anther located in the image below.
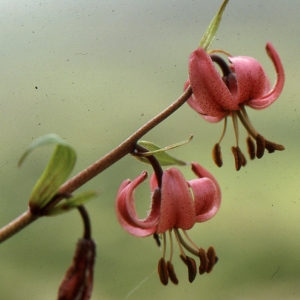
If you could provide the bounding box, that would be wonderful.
[198,248,208,275]
[158,258,169,285]
[167,261,179,285]
[256,134,266,159]
[231,146,246,171]
[212,143,223,167]
[180,255,197,283]
[206,246,218,273]
[246,137,256,160]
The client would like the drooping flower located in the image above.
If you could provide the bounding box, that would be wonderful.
[184,42,285,170]
[115,162,221,285]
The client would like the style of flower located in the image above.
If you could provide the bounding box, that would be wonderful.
[115,162,221,285]
[184,42,285,170]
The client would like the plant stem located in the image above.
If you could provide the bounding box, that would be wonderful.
[0,210,38,242]
[77,206,92,240]
[0,85,192,243]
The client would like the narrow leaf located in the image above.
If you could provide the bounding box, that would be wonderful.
[199,0,229,51]
[18,133,70,167]
[19,134,76,213]
[47,191,97,216]
[133,140,187,166]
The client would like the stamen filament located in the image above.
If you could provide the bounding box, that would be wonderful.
[218,116,227,144]
[232,111,239,146]
[162,232,167,259]
[174,229,188,258]
[237,106,258,138]
[182,230,199,252]
[175,229,198,256]
[168,231,174,262]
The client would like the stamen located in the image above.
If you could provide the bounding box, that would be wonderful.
[265,140,285,153]
[232,111,240,147]
[212,143,223,167]
[175,230,197,283]
[175,229,198,256]
[198,248,209,275]
[219,116,228,144]
[206,246,218,273]
[180,255,197,283]
[166,261,179,285]
[256,134,266,159]
[246,136,256,160]
[168,230,174,262]
[231,146,246,171]
[237,107,258,139]
[237,106,285,157]
[212,117,227,167]
[162,232,167,259]
[174,229,187,257]
[158,257,169,285]
[182,230,200,252]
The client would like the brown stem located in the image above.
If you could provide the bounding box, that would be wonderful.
[77,206,92,240]
[0,210,38,242]
[0,86,192,243]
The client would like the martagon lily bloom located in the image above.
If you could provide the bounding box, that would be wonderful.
[116,162,221,285]
[184,42,285,170]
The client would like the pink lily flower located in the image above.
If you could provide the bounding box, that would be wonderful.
[116,162,221,285]
[184,43,285,170]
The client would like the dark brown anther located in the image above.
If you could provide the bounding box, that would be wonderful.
[246,136,256,160]
[180,255,197,283]
[167,261,179,285]
[206,246,218,273]
[265,140,285,153]
[240,149,247,167]
[212,143,223,167]
[231,146,246,171]
[198,248,208,275]
[153,233,161,247]
[256,134,266,158]
[158,258,169,285]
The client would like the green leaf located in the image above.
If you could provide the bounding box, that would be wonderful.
[133,140,188,166]
[19,134,76,213]
[199,0,229,51]
[46,191,97,216]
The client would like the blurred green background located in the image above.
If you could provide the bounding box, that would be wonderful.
[0,0,299,299]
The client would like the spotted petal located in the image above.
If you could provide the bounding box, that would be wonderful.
[157,168,196,233]
[188,48,239,115]
[190,163,221,222]
[184,80,226,123]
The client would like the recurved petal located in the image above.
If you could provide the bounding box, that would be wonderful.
[245,42,284,109]
[189,48,236,115]
[189,177,219,222]
[115,172,159,237]
[157,168,196,233]
[190,163,221,222]
[229,55,270,104]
